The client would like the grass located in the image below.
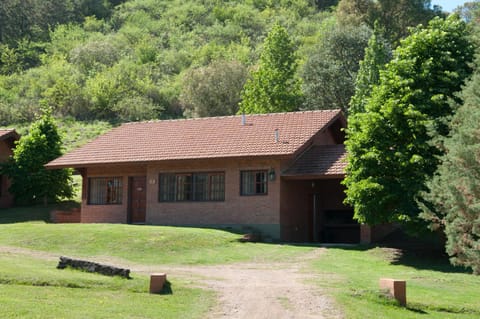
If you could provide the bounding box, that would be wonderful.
[2,206,480,318]
[0,254,212,319]
[0,204,313,266]
[0,206,312,318]
[0,221,313,265]
[311,245,480,319]
[5,118,113,153]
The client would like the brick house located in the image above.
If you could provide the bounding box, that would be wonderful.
[0,129,19,208]
[47,110,374,242]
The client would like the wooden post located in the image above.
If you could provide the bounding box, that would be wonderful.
[150,273,167,294]
[379,278,406,306]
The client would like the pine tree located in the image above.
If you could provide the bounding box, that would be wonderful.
[2,107,73,204]
[239,23,303,114]
[421,60,480,274]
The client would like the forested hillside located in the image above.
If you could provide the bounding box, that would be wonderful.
[0,0,447,128]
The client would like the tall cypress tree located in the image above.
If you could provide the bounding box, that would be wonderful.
[349,22,391,115]
[239,23,303,114]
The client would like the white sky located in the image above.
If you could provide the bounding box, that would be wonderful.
[432,0,467,12]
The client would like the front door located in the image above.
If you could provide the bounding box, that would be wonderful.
[129,176,146,224]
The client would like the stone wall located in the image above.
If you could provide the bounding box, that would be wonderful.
[57,256,131,279]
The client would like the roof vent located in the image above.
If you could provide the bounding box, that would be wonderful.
[275,129,279,143]
[241,113,246,126]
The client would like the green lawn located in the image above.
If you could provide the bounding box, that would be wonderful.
[0,254,212,319]
[0,222,313,265]
[1,206,480,318]
[311,246,480,319]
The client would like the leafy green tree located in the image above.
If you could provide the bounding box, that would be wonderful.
[2,108,73,204]
[302,22,371,113]
[181,60,247,117]
[349,23,391,115]
[455,1,480,23]
[343,16,474,228]
[239,23,303,114]
[336,0,444,45]
[421,61,480,274]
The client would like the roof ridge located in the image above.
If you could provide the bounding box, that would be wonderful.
[123,109,341,126]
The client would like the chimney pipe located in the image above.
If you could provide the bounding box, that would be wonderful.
[274,129,279,143]
[242,113,246,126]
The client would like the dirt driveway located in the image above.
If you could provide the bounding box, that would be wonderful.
[1,246,343,318]
[133,248,343,319]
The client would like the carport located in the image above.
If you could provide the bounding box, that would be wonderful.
[280,144,360,243]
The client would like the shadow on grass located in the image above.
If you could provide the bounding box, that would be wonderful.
[358,289,480,316]
[159,280,173,295]
[379,229,472,274]
[318,242,471,274]
[0,201,79,224]
[406,303,480,316]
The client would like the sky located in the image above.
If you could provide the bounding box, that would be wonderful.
[432,0,467,12]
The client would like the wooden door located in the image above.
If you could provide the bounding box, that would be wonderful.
[129,176,146,224]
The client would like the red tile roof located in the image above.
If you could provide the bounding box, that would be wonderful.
[283,144,346,177]
[46,110,343,168]
[0,129,19,141]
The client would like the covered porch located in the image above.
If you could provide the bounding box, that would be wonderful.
[280,144,361,243]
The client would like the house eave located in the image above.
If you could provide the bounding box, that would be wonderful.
[45,153,293,170]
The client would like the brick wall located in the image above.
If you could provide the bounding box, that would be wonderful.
[146,157,282,237]
[51,208,81,223]
[0,140,14,208]
[79,158,283,238]
[80,165,146,223]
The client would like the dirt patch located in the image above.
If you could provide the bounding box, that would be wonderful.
[0,245,58,260]
[132,248,343,319]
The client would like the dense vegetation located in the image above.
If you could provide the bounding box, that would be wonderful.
[0,0,446,125]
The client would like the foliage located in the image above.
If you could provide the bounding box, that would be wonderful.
[336,0,444,45]
[181,60,248,117]
[343,16,474,228]
[0,0,331,124]
[302,21,371,113]
[1,108,73,204]
[455,1,480,23]
[239,22,303,114]
[421,61,480,274]
[349,23,391,115]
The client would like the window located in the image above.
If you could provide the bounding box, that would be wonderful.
[159,172,225,202]
[88,177,123,205]
[240,171,267,195]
